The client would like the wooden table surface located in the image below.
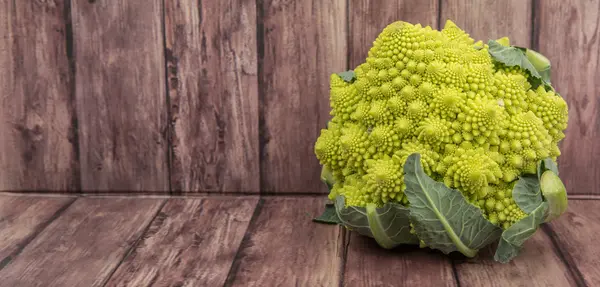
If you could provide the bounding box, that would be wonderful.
[0,193,596,287]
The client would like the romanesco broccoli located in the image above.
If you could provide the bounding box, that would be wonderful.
[314,20,568,230]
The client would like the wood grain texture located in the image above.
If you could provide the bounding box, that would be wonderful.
[441,0,533,47]
[349,0,439,67]
[0,0,78,191]
[537,0,600,195]
[259,0,347,193]
[454,232,576,287]
[546,200,600,285]
[166,0,259,193]
[104,197,258,287]
[0,195,74,265]
[344,232,456,287]
[225,197,344,286]
[71,0,168,192]
[0,198,164,287]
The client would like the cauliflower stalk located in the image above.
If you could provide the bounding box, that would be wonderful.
[313,20,569,263]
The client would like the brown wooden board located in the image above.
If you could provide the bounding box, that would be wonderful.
[225,197,344,286]
[348,0,439,68]
[259,0,347,193]
[440,0,532,47]
[0,0,78,191]
[0,195,74,266]
[0,198,165,287]
[454,232,576,287]
[71,0,169,192]
[546,200,600,285]
[344,232,456,287]
[537,0,600,195]
[104,197,258,286]
[166,0,260,193]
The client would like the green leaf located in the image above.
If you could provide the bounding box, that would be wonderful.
[335,196,418,247]
[513,175,543,214]
[487,40,551,90]
[335,196,371,235]
[537,158,559,180]
[525,49,552,84]
[488,41,540,77]
[403,153,503,257]
[494,202,548,263]
[538,67,551,86]
[540,170,568,222]
[313,203,341,224]
[336,70,356,83]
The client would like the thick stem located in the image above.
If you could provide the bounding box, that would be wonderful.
[540,170,568,222]
[366,203,398,249]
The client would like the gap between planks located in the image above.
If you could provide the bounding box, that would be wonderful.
[98,199,168,287]
[1,192,599,200]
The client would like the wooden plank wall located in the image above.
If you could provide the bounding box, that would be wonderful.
[0,0,598,195]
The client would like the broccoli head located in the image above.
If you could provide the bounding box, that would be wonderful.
[314,20,568,230]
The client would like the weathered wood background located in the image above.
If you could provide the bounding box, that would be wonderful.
[0,0,598,195]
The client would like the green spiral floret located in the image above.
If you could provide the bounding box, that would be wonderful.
[417,81,437,99]
[498,111,553,172]
[369,21,425,60]
[459,97,505,144]
[407,100,429,120]
[370,124,399,154]
[430,87,465,119]
[394,117,415,139]
[444,62,467,88]
[415,117,453,148]
[493,72,530,115]
[387,96,407,115]
[400,85,418,101]
[336,175,371,206]
[465,64,494,92]
[315,128,340,167]
[363,155,406,205]
[528,86,569,143]
[443,148,503,195]
[470,48,493,66]
[369,100,394,124]
[339,124,371,174]
[351,101,376,127]
[441,20,474,45]
[425,60,446,83]
[330,75,360,121]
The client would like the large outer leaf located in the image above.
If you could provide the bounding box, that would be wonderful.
[335,196,371,236]
[513,175,543,213]
[403,154,503,257]
[334,196,418,248]
[494,202,548,263]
